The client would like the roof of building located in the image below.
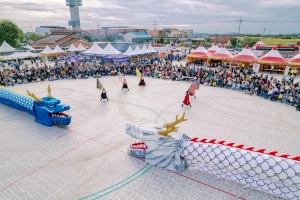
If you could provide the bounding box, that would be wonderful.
[34,34,71,43]
[128,32,150,36]
[212,35,233,43]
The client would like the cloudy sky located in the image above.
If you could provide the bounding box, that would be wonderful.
[1,0,300,34]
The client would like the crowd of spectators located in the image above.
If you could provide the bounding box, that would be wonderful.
[0,58,299,111]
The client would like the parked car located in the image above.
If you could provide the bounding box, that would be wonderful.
[227,49,238,55]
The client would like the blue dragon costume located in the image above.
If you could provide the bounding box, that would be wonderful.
[126,113,300,199]
[0,85,71,126]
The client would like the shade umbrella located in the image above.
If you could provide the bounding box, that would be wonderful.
[209,45,233,60]
[233,45,258,63]
[258,47,287,65]
[208,43,219,54]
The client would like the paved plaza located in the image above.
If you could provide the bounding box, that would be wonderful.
[0,76,299,200]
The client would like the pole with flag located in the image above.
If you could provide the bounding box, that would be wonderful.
[136,67,142,78]
[97,78,103,90]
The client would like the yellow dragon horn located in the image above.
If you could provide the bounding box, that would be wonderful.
[27,90,42,102]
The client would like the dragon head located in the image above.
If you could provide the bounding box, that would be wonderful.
[27,85,71,126]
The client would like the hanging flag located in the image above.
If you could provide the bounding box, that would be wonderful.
[188,82,197,95]
[136,67,142,78]
[97,78,103,90]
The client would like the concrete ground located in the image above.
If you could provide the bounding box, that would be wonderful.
[0,76,299,200]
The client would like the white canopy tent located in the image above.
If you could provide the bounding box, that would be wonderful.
[100,43,121,55]
[52,45,65,54]
[133,45,144,55]
[123,46,136,56]
[77,43,87,51]
[147,45,158,53]
[82,43,103,55]
[8,51,39,59]
[0,41,15,53]
[141,45,150,54]
[67,44,79,52]
[24,44,35,51]
[40,45,53,55]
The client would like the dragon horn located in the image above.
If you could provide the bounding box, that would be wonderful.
[47,85,53,98]
[27,90,42,102]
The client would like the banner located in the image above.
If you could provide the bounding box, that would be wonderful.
[284,66,290,77]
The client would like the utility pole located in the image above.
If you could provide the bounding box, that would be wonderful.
[97,21,100,42]
[237,16,243,35]
[151,19,157,44]
[237,16,243,47]
[263,28,265,36]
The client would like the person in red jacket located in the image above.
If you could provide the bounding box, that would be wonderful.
[182,91,191,107]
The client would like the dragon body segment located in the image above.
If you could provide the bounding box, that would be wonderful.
[126,113,300,199]
[0,86,71,126]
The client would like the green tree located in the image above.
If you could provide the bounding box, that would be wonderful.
[242,37,258,47]
[159,37,164,44]
[83,35,92,42]
[230,37,238,48]
[0,19,24,48]
[26,33,42,42]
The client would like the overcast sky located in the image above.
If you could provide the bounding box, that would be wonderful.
[1,0,300,34]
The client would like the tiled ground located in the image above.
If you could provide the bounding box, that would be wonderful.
[0,76,299,200]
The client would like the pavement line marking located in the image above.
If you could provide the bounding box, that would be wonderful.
[91,165,152,200]
[79,164,151,200]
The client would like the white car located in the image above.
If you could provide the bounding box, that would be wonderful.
[227,49,239,55]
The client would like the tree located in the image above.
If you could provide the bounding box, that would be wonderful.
[0,19,24,48]
[26,33,42,42]
[159,37,164,44]
[83,35,92,42]
[230,37,238,48]
[241,37,259,48]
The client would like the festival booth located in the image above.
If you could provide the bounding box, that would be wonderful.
[253,40,265,49]
[147,44,158,62]
[131,46,145,62]
[287,53,300,74]
[141,45,154,60]
[0,41,15,56]
[209,45,233,67]
[123,46,138,62]
[24,44,35,51]
[232,45,258,67]
[102,54,129,64]
[39,45,53,61]
[207,43,219,54]
[258,47,287,73]
[82,42,103,55]
[77,43,87,51]
[8,51,39,59]
[67,44,79,52]
[187,43,211,63]
[101,43,122,55]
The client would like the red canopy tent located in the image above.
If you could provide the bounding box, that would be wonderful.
[209,45,233,60]
[258,47,287,65]
[187,43,211,62]
[207,43,219,54]
[288,53,300,66]
[233,45,258,63]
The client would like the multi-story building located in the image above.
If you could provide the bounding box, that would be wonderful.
[35,26,67,36]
